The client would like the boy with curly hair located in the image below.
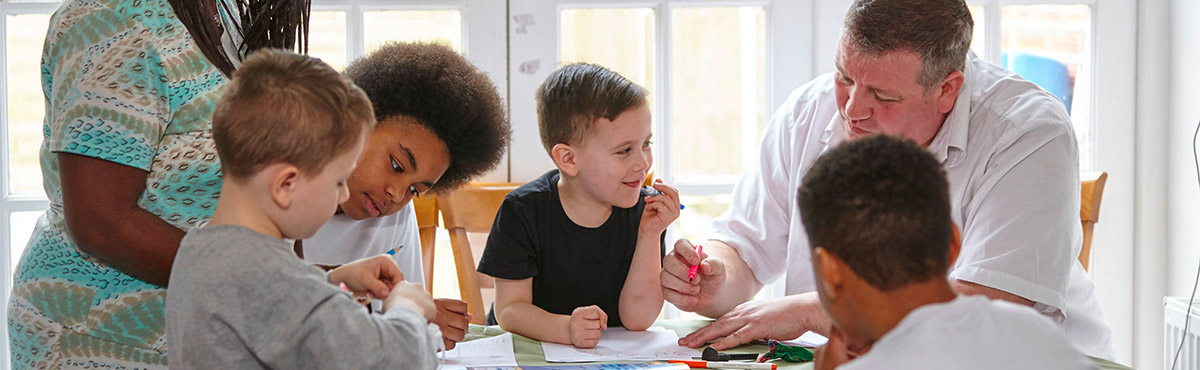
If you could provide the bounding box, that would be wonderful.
[299,42,511,350]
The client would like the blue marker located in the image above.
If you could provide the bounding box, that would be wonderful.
[643,185,685,210]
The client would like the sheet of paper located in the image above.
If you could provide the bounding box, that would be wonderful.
[784,331,828,347]
[541,327,701,363]
[441,332,518,370]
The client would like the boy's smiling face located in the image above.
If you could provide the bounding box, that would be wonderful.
[566,103,654,209]
[341,116,451,220]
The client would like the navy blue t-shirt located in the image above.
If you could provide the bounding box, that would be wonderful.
[477,169,664,327]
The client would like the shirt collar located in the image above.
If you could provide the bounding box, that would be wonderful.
[928,53,975,168]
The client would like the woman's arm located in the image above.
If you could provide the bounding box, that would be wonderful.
[60,153,186,286]
[618,232,665,330]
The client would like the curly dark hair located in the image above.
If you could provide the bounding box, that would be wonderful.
[344,42,511,192]
[798,135,952,291]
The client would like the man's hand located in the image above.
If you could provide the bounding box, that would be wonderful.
[661,238,726,312]
[433,298,471,350]
[569,305,608,348]
[679,293,824,350]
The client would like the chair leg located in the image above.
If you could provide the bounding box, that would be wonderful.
[449,229,486,325]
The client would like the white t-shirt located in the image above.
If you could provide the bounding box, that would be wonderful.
[838,295,1097,370]
[710,53,1113,359]
[303,203,425,286]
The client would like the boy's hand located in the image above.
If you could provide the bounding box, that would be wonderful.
[814,325,851,370]
[329,255,404,299]
[640,180,681,237]
[568,305,608,348]
[433,298,471,350]
[384,281,437,321]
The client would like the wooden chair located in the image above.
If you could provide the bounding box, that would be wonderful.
[1079,171,1108,271]
[412,194,439,294]
[438,182,522,324]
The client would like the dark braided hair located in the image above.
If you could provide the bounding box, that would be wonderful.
[169,0,311,78]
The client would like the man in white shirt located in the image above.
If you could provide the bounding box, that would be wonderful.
[661,0,1114,359]
[799,135,1095,370]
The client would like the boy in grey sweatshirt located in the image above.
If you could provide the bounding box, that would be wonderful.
[166,48,440,370]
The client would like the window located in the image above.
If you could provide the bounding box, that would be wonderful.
[968,2,1094,169]
[2,2,59,366]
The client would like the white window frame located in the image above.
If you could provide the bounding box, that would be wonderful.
[508,0,810,192]
[967,0,1137,364]
[2,2,58,367]
[311,0,509,181]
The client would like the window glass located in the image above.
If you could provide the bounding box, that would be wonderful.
[10,211,41,277]
[6,14,51,196]
[560,8,656,103]
[308,10,348,70]
[1001,5,1092,169]
[363,10,463,54]
[670,7,766,179]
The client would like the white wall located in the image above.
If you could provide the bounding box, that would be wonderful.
[1165,0,1200,369]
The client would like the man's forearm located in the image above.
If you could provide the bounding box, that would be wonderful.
[951,279,1035,306]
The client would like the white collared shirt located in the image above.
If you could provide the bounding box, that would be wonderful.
[710,53,1114,359]
[837,295,1098,370]
[303,202,425,286]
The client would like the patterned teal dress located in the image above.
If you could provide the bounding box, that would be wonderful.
[8,0,226,368]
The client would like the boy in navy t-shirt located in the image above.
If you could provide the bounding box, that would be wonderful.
[477,63,680,348]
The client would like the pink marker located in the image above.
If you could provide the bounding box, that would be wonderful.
[689,244,703,281]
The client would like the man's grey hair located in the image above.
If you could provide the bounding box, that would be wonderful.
[843,0,974,90]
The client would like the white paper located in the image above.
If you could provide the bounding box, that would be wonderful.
[541,327,701,363]
[784,331,828,347]
[440,332,518,370]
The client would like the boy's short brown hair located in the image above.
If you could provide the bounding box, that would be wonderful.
[535,63,647,154]
[214,49,376,179]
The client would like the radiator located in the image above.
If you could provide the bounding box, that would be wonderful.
[1166,297,1200,369]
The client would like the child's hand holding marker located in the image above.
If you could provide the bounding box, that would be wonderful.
[639,179,682,240]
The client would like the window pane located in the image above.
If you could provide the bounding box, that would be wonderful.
[6,14,51,197]
[308,11,348,71]
[1000,5,1091,169]
[10,211,42,276]
[968,5,985,56]
[674,194,731,244]
[363,10,463,55]
[560,8,656,98]
[670,7,765,179]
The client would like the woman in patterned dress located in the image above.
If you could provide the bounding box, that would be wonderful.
[7,1,309,368]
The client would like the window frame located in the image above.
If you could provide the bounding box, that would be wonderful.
[1,2,59,367]
[311,0,510,181]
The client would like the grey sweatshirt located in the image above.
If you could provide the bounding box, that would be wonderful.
[167,224,439,369]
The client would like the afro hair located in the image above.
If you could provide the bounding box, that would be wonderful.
[344,42,511,192]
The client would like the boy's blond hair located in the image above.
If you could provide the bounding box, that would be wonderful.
[535,63,647,154]
[214,48,376,179]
